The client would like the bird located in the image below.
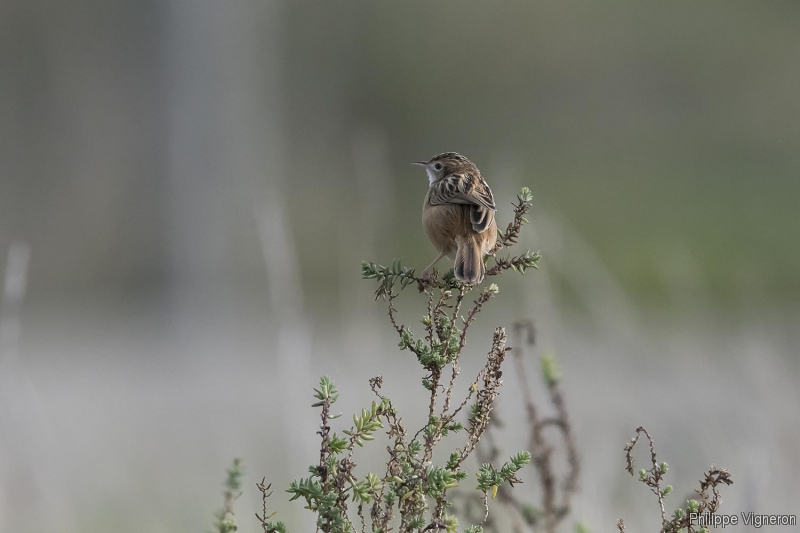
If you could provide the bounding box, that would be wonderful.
[414,152,498,284]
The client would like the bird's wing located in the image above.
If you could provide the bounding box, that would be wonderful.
[428,172,496,233]
[428,172,496,211]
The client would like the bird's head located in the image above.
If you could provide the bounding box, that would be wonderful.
[413,152,477,184]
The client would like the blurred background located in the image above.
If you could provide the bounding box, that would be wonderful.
[1,1,798,531]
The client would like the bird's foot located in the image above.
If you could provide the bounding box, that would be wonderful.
[418,268,436,292]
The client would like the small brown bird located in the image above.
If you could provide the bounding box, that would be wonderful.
[414,152,497,284]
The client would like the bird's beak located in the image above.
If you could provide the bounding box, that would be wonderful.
[412,161,428,167]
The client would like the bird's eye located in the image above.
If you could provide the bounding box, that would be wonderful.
[434,163,443,171]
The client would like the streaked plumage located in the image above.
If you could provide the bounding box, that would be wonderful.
[414,152,497,284]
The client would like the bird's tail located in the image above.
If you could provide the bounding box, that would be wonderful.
[454,236,485,284]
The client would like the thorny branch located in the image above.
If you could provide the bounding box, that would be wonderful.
[624,426,667,526]
[461,320,579,533]
[623,426,733,533]
[458,327,509,462]
[255,480,281,533]
[490,188,534,254]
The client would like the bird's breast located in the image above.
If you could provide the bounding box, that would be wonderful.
[422,198,470,253]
